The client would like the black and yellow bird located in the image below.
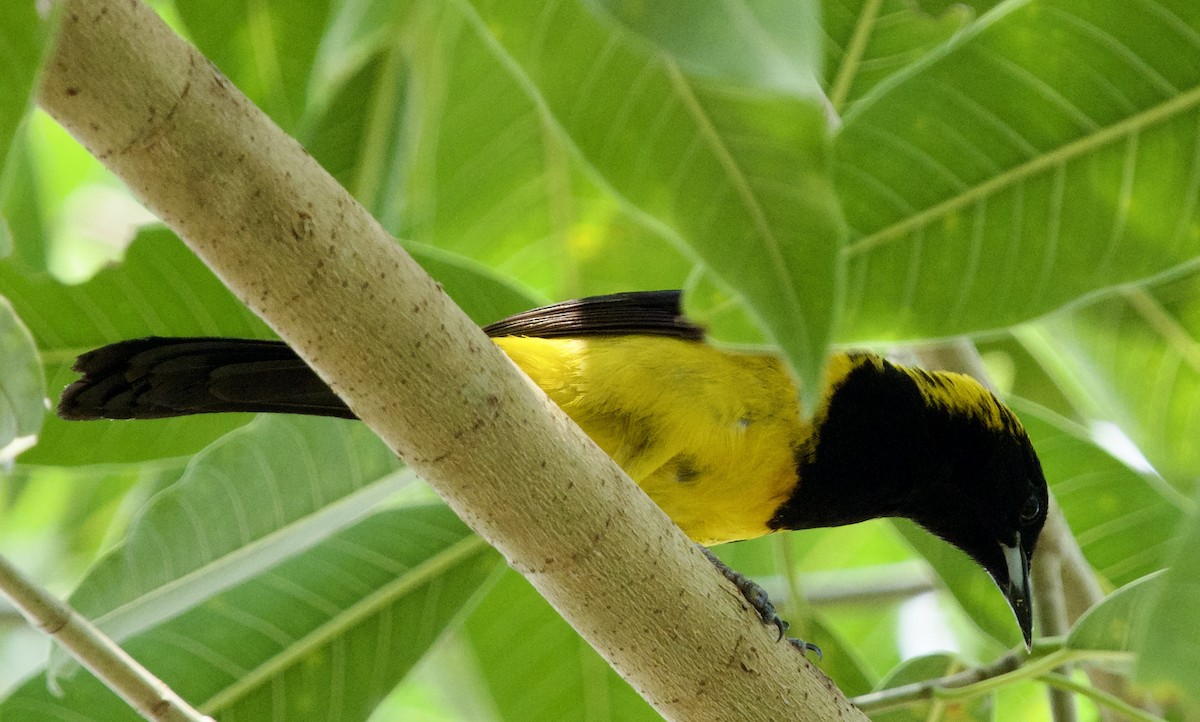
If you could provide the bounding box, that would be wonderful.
[58,290,1048,648]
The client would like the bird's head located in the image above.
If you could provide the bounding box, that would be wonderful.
[901,392,1049,650]
[774,354,1049,648]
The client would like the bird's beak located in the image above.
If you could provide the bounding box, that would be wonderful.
[999,534,1033,650]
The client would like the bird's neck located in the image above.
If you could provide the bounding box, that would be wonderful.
[769,353,1003,532]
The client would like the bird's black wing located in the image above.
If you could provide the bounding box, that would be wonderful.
[58,291,704,421]
[59,337,356,420]
[482,290,705,341]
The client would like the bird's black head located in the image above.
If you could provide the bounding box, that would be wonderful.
[771,354,1049,648]
[901,381,1048,649]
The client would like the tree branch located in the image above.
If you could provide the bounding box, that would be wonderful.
[0,555,213,722]
[35,1,865,719]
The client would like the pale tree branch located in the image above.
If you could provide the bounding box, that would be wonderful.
[0,555,214,722]
[35,1,865,720]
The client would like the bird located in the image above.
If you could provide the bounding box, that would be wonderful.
[58,290,1048,649]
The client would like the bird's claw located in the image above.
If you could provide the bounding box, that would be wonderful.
[700,546,822,661]
[770,614,788,641]
[788,638,823,660]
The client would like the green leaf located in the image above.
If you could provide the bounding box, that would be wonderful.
[303,3,696,302]
[0,0,53,186]
[1,132,48,270]
[0,295,46,452]
[823,0,971,113]
[1025,271,1200,496]
[0,2,57,264]
[398,3,696,300]
[836,0,1200,341]
[52,415,410,681]
[175,0,337,132]
[1015,401,1185,587]
[1067,571,1160,654]
[1138,492,1200,708]
[461,0,845,408]
[891,518,1019,650]
[590,0,823,97]
[462,568,660,722]
[871,653,994,722]
[2,505,500,722]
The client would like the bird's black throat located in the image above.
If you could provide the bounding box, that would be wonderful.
[767,356,999,534]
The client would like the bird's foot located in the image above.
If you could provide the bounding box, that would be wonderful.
[700,546,823,660]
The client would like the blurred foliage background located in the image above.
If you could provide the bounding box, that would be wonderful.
[1,0,1199,720]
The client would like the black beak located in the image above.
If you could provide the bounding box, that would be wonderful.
[999,535,1033,650]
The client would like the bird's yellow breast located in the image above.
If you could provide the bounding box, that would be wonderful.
[493,335,809,544]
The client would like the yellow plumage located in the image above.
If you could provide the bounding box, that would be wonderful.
[495,335,810,544]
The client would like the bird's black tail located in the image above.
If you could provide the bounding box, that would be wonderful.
[57,337,357,420]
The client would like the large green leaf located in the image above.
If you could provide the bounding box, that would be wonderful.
[2,504,500,722]
[1138,493,1200,708]
[822,0,971,113]
[1015,401,1184,588]
[52,415,408,675]
[395,3,696,300]
[836,0,1200,341]
[461,0,845,405]
[298,0,695,302]
[0,1,54,240]
[175,0,337,132]
[462,567,660,722]
[1026,271,1200,496]
[1067,571,1160,654]
[591,0,823,97]
[0,296,44,453]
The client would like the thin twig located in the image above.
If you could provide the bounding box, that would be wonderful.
[0,555,214,722]
[1038,673,1167,722]
[852,646,1028,714]
[851,640,1133,714]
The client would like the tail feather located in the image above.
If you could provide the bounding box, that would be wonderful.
[58,337,356,420]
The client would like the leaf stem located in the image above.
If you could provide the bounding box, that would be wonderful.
[828,0,880,112]
[1038,672,1167,722]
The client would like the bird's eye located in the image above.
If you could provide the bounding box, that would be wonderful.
[1019,495,1040,524]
